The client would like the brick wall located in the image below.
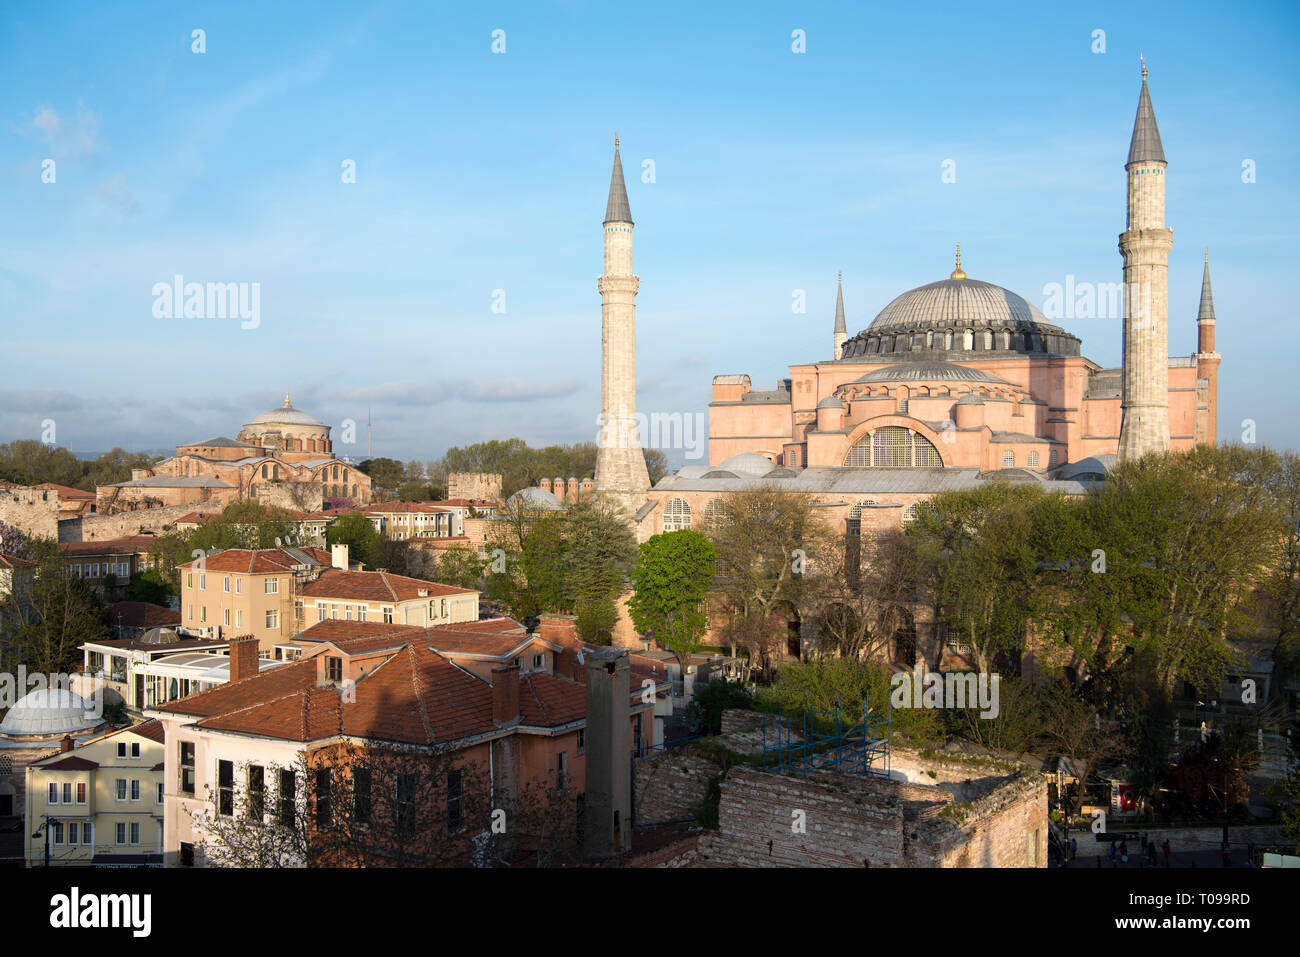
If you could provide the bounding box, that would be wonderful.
[74,503,204,542]
[905,770,1048,868]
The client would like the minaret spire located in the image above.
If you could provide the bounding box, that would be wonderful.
[833,272,847,359]
[604,136,632,225]
[1117,67,1173,462]
[1194,247,1221,445]
[596,138,650,526]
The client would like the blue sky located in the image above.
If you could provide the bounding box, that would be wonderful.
[1,0,1297,463]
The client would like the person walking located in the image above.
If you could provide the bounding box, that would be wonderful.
[1109,840,1117,865]
[1070,836,1078,862]
[1162,839,1171,867]
[1147,841,1158,867]
[1120,839,1129,864]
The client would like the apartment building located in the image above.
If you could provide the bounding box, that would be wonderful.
[297,568,479,629]
[149,619,668,866]
[25,721,166,866]
[177,546,338,653]
[59,535,157,598]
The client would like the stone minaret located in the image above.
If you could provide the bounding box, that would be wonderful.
[833,272,847,359]
[1194,248,1221,445]
[595,138,651,519]
[1117,61,1173,462]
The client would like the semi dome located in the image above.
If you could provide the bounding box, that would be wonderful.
[0,688,103,738]
[853,362,1010,384]
[840,268,1081,360]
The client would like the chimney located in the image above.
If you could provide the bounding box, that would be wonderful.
[228,634,260,683]
[491,664,521,727]
[60,734,74,753]
[583,648,631,860]
[538,613,577,644]
[331,543,349,570]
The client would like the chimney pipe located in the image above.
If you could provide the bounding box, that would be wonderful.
[60,734,74,753]
[331,543,349,570]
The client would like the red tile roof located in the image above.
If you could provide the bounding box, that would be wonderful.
[38,755,100,771]
[519,673,586,726]
[0,553,37,569]
[130,719,166,744]
[60,535,157,557]
[108,602,181,629]
[362,502,451,515]
[35,483,96,501]
[292,619,426,645]
[299,568,475,603]
[178,546,333,573]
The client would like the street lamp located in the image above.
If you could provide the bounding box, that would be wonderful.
[31,814,53,868]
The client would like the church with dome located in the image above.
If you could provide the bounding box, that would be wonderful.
[96,394,372,512]
[635,68,1221,539]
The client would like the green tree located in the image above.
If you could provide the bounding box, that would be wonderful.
[628,530,716,674]
[359,457,404,497]
[1,538,110,674]
[326,512,382,568]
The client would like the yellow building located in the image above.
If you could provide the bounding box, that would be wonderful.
[178,546,341,654]
[25,721,166,867]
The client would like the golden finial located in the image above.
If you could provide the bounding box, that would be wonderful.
[838,270,842,283]
[950,243,966,280]
[284,391,291,408]
[615,133,619,150]
[1141,55,1147,79]
[1204,246,1209,263]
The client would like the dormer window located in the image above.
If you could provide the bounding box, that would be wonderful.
[326,656,343,682]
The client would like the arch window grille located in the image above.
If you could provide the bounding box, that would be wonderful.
[843,427,943,468]
[1002,450,1015,468]
[702,499,725,530]
[1027,451,1040,468]
[663,498,692,532]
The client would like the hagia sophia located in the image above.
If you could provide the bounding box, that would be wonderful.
[95,394,372,512]
[602,67,1222,540]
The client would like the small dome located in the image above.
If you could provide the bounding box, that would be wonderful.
[0,688,103,737]
[816,396,844,409]
[715,452,775,476]
[955,394,986,405]
[505,487,564,511]
[701,470,739,479]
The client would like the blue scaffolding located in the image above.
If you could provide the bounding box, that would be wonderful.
[760,694,892,779]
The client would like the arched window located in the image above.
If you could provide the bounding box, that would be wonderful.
[1049,449,1059,467]
[902,504,918,524]
[702,499,725,530]
[663,498,691,532]
[944,330,954,350]
[1027,451,1040,468]
[846,500,878,536]
[843,427,943,468]
[982,329,993,350]
[1002,450,1015,468]
[963,329,974,350]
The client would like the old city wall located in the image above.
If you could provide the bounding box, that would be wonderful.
[906,770,1048,868]
[447,472,503,502]
[71,503,205,542]
[0,487,61,539]
[632,746,727,825]
[697,765,906,867]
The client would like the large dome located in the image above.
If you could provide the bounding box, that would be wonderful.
[0,688,103,738]
[249,404,324,427]
[841,273,1080,360]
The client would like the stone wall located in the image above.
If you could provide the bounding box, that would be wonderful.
[0,486,62,540]
[73,503,204,542]
[633,746,726,825]
[905,769,1047,868]
[253,481,324,512]
[447,472,503,503]
[698,766,906,867]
